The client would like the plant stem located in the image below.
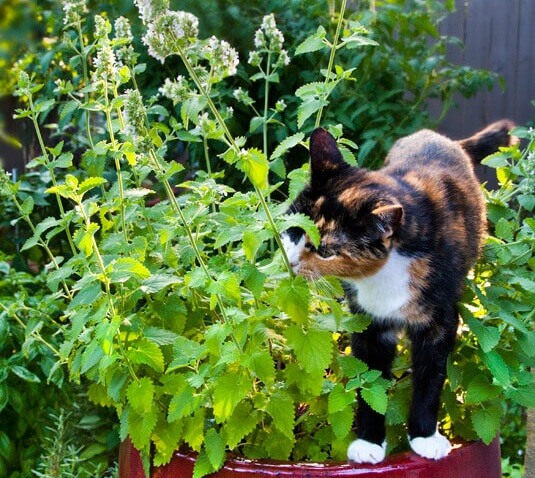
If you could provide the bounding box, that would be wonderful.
[263,50,272,160]
[27,97,77,256]
[104,77,128,242]
[315,0,348,128]
[76,20,95,149]
[174,43,293,272]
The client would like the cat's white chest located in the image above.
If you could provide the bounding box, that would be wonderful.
[345,250,412,322]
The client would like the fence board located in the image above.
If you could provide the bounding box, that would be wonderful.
[435,0,535,140]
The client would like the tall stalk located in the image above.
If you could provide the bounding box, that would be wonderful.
[315,0,348,128]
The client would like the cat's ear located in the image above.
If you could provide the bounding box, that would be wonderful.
[372,203,403,239]
[309,128,349,183]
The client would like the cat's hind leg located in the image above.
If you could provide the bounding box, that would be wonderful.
[347,323,398,464]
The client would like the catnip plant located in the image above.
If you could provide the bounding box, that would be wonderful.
[1,0,533,477]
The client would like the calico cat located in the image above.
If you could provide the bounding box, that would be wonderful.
[281,120,515,464]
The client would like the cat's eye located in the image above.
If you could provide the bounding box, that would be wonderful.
[317,243,335,259]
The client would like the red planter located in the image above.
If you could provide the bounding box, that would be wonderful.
[119,438,501,478]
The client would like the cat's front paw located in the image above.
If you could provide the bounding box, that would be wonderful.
[347,439,386,464]
[409,431,451,460]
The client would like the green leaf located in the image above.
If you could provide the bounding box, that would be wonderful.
[506,383,535,408]
[329,406,354,439]
[204,429,225,470]
[78,177,107,195]
[169,336,206,369]
[110,258,151,283]
[152,418,183,467]
[223,402,261,449]
[127,377,155,414]
[471,400,501,445]
[140,274,181,293]
[328,383,355,414]
[127,338,165,372]
[284,325,333,374]
[270,132,305,160]
[168,385,201,422]
[266,392,295,439]
[236,148,269,190]
[361,383,388,414]
[11,365,40,383]
[213,373,250,423]
[242,229,272,262]
[466,317,500,353]
[249,350,275,385]
[481,350,511,386]
[277,213,320,247]
[192,450,215,478]
[294,27,327,55]
[465,377,501,404]
[128,406,158,452]
[297,98,326,129]
[276,276,310,324]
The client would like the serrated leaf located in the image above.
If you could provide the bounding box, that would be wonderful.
[267,392,295,440]
[152,418,183,467]
[127,377,155,414]
[277,213,320,247]
[168,384,201,422]
[329,406,354,439]
[78,177,107,195]
[223,402,261,449]
[128,406,158,452]
[249,350,275,385]
[471,400,501,444]
[295,28,327,55]
[465,377,501,404]
[297,98,326,129]
[506,383,535,407]
[204,429,225,470]
[192,450,215,478]
[481,350,511,386]
[110,258,151,283]
[328,383,355,414]
[127,338,165,372]
[242,229,272,262]
[213,374,250,423]
[140,274,181,293]
[466,317,500,353]
[236,148,269,190]
[276,276,310,324]
[285,325,333,374]
[270,132,305,160]
[361,383,388,414]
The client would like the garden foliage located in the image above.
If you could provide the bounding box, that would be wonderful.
[0,0,532,477]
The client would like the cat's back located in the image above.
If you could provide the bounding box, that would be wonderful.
[383,129,473,175]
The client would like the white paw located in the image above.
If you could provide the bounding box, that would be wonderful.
[347,439,386,464]
[409,430,451,460]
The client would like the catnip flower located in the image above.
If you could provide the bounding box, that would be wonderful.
[202,36,239,80]
[123,89,151,154]
[62,0,87,25]
[159,76,190,104]
[275,98,287,112]
[93,42,117,77]
[133,0,169,25]
[142,11,199,63]
[94,15,111,40]
[249,14,290,69]
[233,87,254,106]
[115,17,133,43]
[114,17,138,65]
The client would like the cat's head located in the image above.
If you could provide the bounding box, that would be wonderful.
[282,128,403,279]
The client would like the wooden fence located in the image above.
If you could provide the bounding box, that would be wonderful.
[431,0,535,139]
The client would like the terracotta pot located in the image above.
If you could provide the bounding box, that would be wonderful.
[119,437,501,478]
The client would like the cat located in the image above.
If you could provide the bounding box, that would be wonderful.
[281,120,515,464]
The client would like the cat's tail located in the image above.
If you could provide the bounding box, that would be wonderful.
[459,119,519,163]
